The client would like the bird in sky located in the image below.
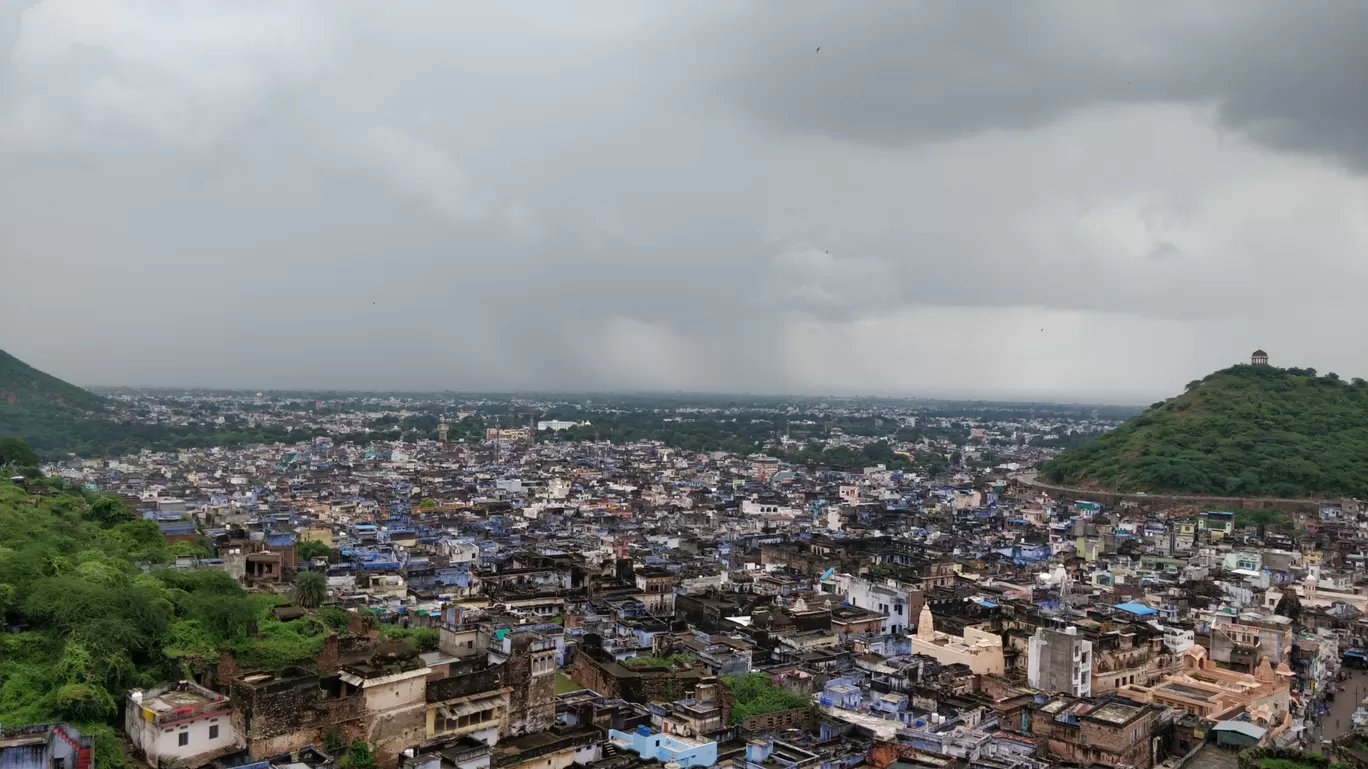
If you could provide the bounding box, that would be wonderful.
[816,47,821,53]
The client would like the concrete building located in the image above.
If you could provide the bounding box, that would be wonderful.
[1207,610,1294,673]
[831,574,912,635]
[1028,626,1093,697]
[125,681,239,769]
[607,726,717,768]
[0,723,93,769]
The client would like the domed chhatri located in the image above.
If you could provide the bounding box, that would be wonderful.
[1251,349,1269,366]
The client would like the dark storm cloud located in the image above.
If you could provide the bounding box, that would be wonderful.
[700,1,1368,170]
[0,1,1365,401]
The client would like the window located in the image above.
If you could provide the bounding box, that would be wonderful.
[209,725,219,740]
[179,732,190,747]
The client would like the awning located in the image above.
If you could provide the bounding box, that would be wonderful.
[1213,720,1267,740]
[441,695,503,720]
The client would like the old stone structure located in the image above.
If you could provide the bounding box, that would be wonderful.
[496,630,557,736]
[1030,695,1164,768]
[571,634,709,703]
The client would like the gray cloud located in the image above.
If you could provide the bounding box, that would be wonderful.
[0,1,1364,402]
[696,1,1367,169]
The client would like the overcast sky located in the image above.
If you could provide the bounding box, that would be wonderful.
[2,1,1365,403]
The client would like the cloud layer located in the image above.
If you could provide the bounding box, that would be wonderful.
[1,0,1365,402]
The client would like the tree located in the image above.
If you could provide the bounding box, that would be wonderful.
[418,497,436,509]
[344,741,379,769]
[89,496,133,527]
[293,571,328,609]
[297,540,334,563]
[0,436,39,468]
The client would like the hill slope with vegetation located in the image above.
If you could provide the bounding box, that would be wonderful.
[0,349,318,459]
[0,475,432,765]
[0,349,105,412]
[0,477,329,765]
[1042,364,1368,498]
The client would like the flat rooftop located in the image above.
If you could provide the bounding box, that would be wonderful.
[1089,702,1143,725]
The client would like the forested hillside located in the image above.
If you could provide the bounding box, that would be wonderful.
[0,478,322,765]
[0,349,318,458]
[1042,364,1368,498]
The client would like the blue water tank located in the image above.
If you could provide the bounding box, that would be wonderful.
[636,724,651,736]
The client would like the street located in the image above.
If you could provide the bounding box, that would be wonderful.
[1306,669,1367,753]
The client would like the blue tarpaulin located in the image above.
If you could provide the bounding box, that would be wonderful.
[1113,601,1158,616]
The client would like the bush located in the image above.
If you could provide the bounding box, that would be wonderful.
[721,673,811,725]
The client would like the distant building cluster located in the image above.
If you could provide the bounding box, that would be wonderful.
[4,386,1358,769]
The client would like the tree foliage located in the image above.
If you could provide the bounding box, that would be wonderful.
[297,539,335,563]
[0,477,327,766]
[1043,364,1368,498]
[0,436,39,468]
[721,673,811,725]
[293,571,328,609]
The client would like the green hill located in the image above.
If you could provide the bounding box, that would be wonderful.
[1042,364,1368,499]
[0,349,113,457]
[0,349,105,413]
[1,349,323,459]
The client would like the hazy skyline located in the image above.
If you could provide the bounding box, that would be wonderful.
[2,1,1365,404]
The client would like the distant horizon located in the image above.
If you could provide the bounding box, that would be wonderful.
[84,382,1147,410]
[10,344,1352,410]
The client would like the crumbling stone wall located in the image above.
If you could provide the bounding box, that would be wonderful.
[230,673,367,759]
[740,707,812,733]
[505,634,556,736]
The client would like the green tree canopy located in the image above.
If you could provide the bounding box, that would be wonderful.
[0,436,39,468]
[293,571,328,609]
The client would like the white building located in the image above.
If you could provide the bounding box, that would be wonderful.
[1027,626,1092,697]
[831,574,911,635]
[125,681,240,768]
[538,420,582,431]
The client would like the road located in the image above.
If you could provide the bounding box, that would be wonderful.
[1306,669,1367,753]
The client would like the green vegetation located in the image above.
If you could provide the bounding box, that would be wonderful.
[555,671,580,694]
[376,624,440,652]
[340,740,379,769]
[624,653,696,669]
[293,571,327,608]
[0,350,106,412]
[2,349,329,459]
[1256,760,1323,769]
[1233,508,1291,529]
[0,436,40,469]
[0,477,329,766]
[296,539,336,563]
[721,673,811,725]
[1043,365,1368,498]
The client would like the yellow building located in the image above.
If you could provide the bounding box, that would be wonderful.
[908,605,1004,675]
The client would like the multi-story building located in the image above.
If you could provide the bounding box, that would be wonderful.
[1207,610,1294,673]
[635,567,680,616]
[1028,626,1093,697]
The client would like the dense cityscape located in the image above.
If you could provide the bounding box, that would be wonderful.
[2,3,1365,769]
[3,349,1368,769]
